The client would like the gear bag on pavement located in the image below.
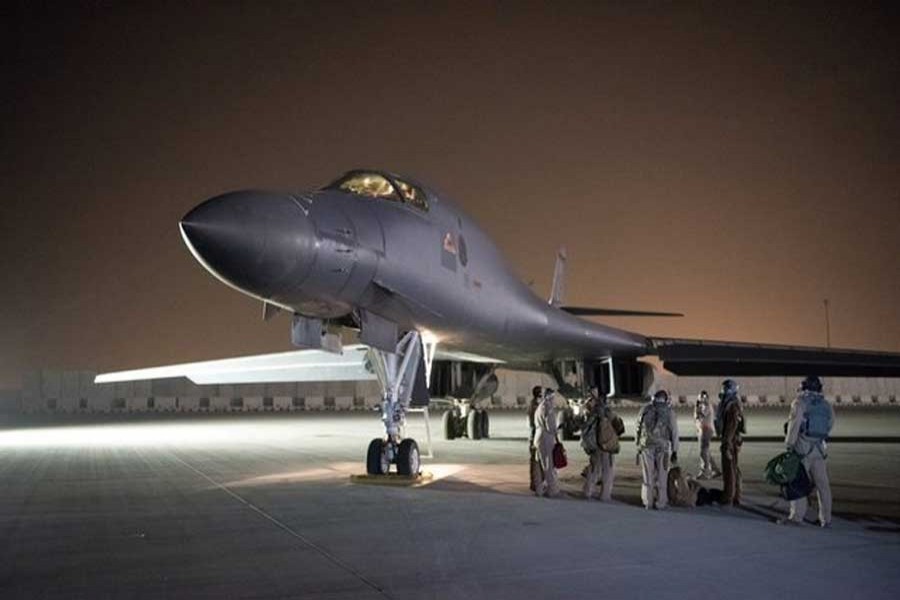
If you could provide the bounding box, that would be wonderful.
[802,395,833,440]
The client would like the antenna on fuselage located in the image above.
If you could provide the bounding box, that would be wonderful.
[549,246,567,306]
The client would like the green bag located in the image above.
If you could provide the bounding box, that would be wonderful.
[764,450,803,486]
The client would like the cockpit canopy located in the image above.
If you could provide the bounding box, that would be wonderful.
[324,171,428,211]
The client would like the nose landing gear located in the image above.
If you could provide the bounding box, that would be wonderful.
[365,331,425,477]
[366,438,420,476]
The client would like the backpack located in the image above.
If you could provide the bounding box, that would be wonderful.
[598,412,622,454]
[764,450,804,486]
[639,403,671,449]
[612,414,626,436]
[802,394,833,440]
[580,415,600,454]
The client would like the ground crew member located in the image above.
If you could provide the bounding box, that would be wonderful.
[528,385,542,491]
[636,389,679,510]
[533,388,560,497]
[694,390,721,479]
[528,385,541,441]
[716,379,744,507]
[781,376,834,527]
[581,387,618,501]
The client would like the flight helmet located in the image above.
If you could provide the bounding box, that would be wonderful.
[719,379,739,400]
[800,375,823,393]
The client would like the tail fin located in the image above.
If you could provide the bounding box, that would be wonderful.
[549,247,567,306]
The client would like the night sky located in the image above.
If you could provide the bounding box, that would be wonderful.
[3,2,899,387]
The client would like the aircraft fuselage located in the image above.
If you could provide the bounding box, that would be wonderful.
[180,171,648,365]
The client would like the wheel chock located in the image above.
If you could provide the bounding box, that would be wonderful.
[350,472,434,486]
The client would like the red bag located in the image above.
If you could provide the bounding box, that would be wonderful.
[553,441,568,469]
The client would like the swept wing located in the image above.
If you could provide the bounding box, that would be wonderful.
[95,345,377,385]
[650,338,900,377]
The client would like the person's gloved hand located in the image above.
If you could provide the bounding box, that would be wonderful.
[671,452,678,464]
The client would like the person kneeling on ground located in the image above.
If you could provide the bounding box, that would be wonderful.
[668,466,724,508]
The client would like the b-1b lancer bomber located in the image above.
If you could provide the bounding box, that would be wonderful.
[97,170,900,476]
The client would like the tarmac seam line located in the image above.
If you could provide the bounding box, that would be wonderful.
[167,450,393,599]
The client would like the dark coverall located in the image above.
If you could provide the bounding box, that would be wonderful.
[720,398,744,506]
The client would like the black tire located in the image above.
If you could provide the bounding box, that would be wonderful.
[480,410,490,439]
[442,410,456,440]
[366,438,387,475]
[397,439,420,476]
[467,409,481,440]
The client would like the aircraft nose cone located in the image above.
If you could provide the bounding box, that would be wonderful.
[180,190,316,299]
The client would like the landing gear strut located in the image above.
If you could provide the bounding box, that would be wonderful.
[366,331,424,476]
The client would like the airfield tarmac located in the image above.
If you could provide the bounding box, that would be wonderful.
[1,408,899,599]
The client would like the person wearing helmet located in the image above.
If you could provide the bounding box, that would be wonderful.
[694,390,721,479]
[533,388,561,497]
[636,389,679,510]
[716,379,745,507]
[780,376,834,527]
[581,387,622,501]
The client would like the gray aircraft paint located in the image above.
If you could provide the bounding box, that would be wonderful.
[175,169,900,378]
[181,171,647,365]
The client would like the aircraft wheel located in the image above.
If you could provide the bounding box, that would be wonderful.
[442,410,456,440]
[366,438,389,475]
[467,409,482,440]
[480,410,490,439]
[397,439,420,476]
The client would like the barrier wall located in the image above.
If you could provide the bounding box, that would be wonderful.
[14,368,900,414]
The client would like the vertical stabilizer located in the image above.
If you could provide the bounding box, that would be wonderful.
[549,247,567,306]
